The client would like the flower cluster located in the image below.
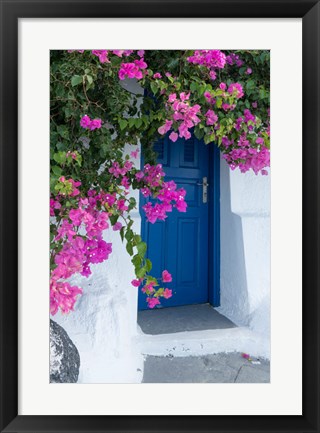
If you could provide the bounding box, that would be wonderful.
[69,49,136,64]
[132,270,173,308]
[226,52,244,67]
[158,92,201,141]
[227,83,244,99]
[80,115,102,130]
[50,188,114,315]
[118,58,148,80]
[222,128,270,175]
[50,279,83,315]
[187,49,227,79]
[50,198,61,216]
[54,177,81,197]
[50,150,188,314]
[141,173,187,224]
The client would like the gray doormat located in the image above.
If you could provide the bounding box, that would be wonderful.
[138,304,236,335]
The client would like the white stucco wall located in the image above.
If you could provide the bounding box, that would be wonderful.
[53,80,271,382]
[218,157,270,341]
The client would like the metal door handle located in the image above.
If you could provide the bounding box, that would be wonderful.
[197,177,208,203]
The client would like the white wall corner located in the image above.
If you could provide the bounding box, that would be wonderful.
[218,157,270,341]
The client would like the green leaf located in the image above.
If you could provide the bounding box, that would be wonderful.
[86,75,93,85]
[204,133,215,145]
[125,229,133,241]
[131,254,142,267]
[216,97,222,108]
[126,241,133,256]
[119,119,128,131]
[120,227,125,242]
[133,234,141,244]
[51,165,62,176]
[145,258,152,272]
[56,125,69,139]
[109,214,119,225]
[194,127,204,140]
[53,151,67,165]
[150,82,158,95]
[190,82,198,92]
[71,75,83,87]
[246,80,255,90]
[134,118,143,129]
[137,241,147,258]
[136,266,147,279]
[128,118,136,128]
[146,276,158,286]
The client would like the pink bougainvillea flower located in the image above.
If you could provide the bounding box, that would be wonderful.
[246,68,252,75]
[131,279,141,287]
[162,270,172,282]
[117,199,128,212]
[121,176,130,189]
[113,222,123,231]
[227,82,244,99]
[158,120,173,135]
[169,131,179,142]
[50,279,83,315]
[130,148,140,159]
[241,353,251,360]
[163,288,173,299]
[80,115,91,129]
[92,50,110,63]
[205,109,218,126]
[146,297,161,308]
[187,50,226,70]
[90,118,102,130]
[209,70,217,80]
[256,137,264,145]
[219,82,227,91]
[135,171,144,180]
[168,93,177,103]
[153,72,162,79]
[180,92,190,101]
[142,281,156,294]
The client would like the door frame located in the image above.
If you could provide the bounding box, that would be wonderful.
[139,140,220,308]
[208,143,220,307]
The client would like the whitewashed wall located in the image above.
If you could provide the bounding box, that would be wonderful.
[218,157,270,340]
[54,80,271,382]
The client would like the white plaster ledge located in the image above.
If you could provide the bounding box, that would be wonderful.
[137,327,270,360]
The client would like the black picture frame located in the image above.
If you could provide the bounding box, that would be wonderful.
[0,1,319,432]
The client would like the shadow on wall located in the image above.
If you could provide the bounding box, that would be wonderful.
[218,157,249,326]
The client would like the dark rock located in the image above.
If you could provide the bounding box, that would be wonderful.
[50,319,80,383]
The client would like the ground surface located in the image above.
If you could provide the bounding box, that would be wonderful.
[138,304,236,335]
[142,352,270,383]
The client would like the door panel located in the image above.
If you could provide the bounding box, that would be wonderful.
[139,135,209,309]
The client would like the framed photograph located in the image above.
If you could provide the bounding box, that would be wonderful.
[0,0,319,432]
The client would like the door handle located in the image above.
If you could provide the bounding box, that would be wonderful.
[197,177,208,203]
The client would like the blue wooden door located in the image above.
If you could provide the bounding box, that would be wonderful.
[139,134,210,310]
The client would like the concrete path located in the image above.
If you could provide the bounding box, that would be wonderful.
[142,352,270,383]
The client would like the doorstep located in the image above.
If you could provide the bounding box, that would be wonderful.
[137,303,236,335]
[137,326,270,359]
[137,304,270,359]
